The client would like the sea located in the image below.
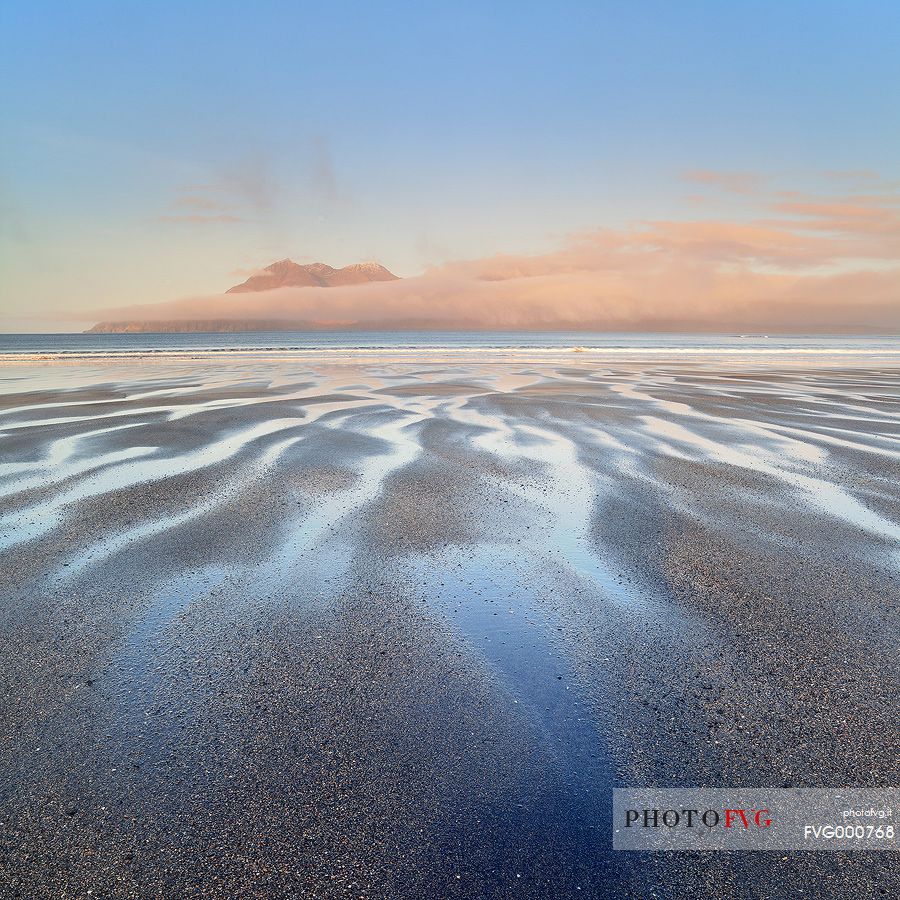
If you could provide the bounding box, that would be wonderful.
[0,331,898,359]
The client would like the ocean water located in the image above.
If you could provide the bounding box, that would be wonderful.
[0,330,898,358]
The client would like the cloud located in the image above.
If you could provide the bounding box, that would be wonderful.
[159,152,277,226]
[89,254,900,334]
[157,140,341,234]
[100,173,900,333]
[161,185,242,224]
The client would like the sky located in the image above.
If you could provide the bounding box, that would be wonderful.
[1,1,899,331]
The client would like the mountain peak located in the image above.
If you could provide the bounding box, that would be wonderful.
[226,259,399,293]
[305,262,337,275]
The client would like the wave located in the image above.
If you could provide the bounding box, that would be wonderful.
[3,345,900,362]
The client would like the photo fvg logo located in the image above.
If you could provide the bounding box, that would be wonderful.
[624,807,773,829]
[614,788,898,851]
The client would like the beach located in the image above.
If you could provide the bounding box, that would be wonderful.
[0,350,897,897]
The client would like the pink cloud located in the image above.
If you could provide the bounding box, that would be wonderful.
[93,174,900,333]
[89,258,900,333]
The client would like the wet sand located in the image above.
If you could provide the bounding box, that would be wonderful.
[0,353,898,897]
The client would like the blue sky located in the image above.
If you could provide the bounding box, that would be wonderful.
[2,1,899,328]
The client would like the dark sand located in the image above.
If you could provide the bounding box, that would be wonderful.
[0,354,897,898]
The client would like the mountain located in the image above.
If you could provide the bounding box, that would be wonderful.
[226,259,398,293]
[85,259,401,333]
